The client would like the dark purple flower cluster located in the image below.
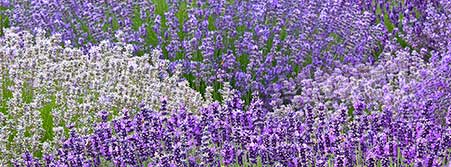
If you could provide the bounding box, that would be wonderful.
[18,92,451,166]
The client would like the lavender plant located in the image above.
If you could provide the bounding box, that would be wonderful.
[17,91,451,166]
[0,29,212,164]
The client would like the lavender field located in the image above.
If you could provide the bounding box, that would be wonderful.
[0,0,450,166]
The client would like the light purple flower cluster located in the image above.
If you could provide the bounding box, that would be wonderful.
[18,91,451,166]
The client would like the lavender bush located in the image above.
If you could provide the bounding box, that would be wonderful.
[18,92,451,166]
[0,29,214,164]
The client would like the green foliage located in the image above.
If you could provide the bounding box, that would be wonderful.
[198,80,207,97]
[176,1,188,29]
[0,6,10,36]
[375,2,382,24]
[212,81,223,102]
[112,16,120,31]
[414,7,421,19]
[348,104,355,121]
[145,23,159,47]
[236,25,246,36]
[292,64,300,75]
[280,26,287,41]
[151,0,169,58]
[80,21,95,44]
[384,12,394,33]
[263,34,274,56]
[372,41,383,62]
[182,73,207,98]
[132,5,143,31]
[208,15,216,31]
[175,51,185,60]
[238,54,250,72]
[1,73,13,114]
[303,54,312,67]
[242,90,252,106]
[176,1,188,40]
[152,0,169,17]
[395,35,409,48]
[192,50,203,62]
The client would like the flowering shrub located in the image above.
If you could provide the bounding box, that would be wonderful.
[281,49,426,114]
[17,92,451,166]
[0,29,209,164]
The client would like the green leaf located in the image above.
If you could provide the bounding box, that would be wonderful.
[374,6,381,24]
[264,34,274,56]
[212,81,223,102]
[384,12,394,33]
[1,74,13,114]
[33,150,43,158]
[414,7,421,19]
[208,15,216,31]
[176,1,188,27]
[132,6,143,31]
[40,95,55,142]
[256,156,263,167]
[183,73,196,88]
[3,14,9,28]
[175,51,184,60]
[192,50,203,61]
[348,105,355,121]
[242,90,252,108]
[102,22,110,32]
[292,64,300,75]
[198,79,207,96]
[238,54,249,72]
[302,54,312,67]
[112,16,119,31]
[81,22,90,33]
[8,130,17,143]
[136,50,145,57]
[280,26,287,41]
[236,25,246,34]
[372,41,383,62]
[152,0,169,16]
[146,26,159,47]
[395,35,409,48]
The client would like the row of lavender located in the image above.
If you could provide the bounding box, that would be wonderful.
[2,0,449,104]
[0,0,450,166]
[21,57,451,166]
[1,0,411,106]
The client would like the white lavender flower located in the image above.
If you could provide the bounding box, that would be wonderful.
[0,29,209,163]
